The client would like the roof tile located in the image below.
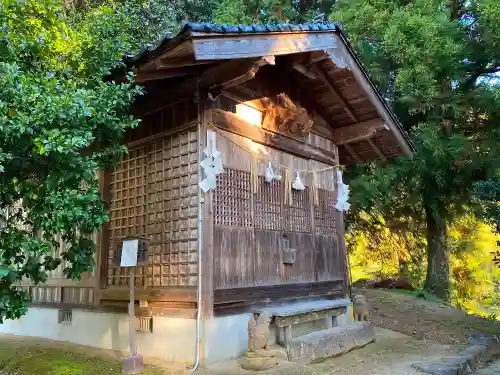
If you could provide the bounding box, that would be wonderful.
[123,22,338,67]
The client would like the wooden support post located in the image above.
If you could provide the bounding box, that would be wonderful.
[283,326,292,347]
[122,266,144,374]
[129,269,137,356]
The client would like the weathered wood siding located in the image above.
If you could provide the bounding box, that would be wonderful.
[24,100,200,309]
[212,123,347,296]
[101,100,199,304]
[20,231,97,305]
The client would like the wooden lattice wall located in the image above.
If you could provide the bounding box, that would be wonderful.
[213,128,345,290]
[106,127,199,288]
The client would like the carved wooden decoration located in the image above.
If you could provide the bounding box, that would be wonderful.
[261,93,314,140]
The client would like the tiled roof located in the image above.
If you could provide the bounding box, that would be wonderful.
[124,22,341,67]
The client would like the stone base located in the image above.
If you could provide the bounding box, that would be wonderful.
[287,322,375,364]
[240,357,279,371]
[122,354,144,374]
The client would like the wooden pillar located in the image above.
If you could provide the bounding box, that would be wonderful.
[95,169,111,304]
[334,145,350,299]
[198,100,215,364]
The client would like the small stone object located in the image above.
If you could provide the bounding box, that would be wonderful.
[248,311,271,352]
[353,294,369,321]
[243,311,282,371]
[240,357,279,371]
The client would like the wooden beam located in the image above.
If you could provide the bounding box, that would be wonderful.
[135,66,207,83]
[315,63,358,123]
[309,53,329,65]
[100,287,197,302]
[214,280,344,305]
[192,32,339,60]
[343,143,362,164]
[292,62,317,80]
[137,57,273,115]
[156,56,217,69]
[211,109,337,165]
[221,91,264,111]
[332,118,386,145]
[367,138,387,161]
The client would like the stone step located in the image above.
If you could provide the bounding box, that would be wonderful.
[287,322,375,364]
[475,359,500,375]
[412,334,500,375]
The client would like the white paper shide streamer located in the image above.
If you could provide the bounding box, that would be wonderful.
[199,130,224,192]
[265,162,282,182]
[292,172,305,191]
[335,170,350,212]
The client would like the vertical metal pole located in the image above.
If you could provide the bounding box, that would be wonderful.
[129,267,136,356]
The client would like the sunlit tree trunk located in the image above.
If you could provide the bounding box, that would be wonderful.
[424,204,450,300]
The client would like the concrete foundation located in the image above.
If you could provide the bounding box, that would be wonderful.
[0,302,353,364]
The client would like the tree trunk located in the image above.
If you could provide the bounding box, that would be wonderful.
[424,205,450,300]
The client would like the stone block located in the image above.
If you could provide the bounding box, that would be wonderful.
[412,334,500,375]
[287,322,375,364]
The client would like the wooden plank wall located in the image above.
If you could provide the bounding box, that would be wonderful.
[212,124,347,296]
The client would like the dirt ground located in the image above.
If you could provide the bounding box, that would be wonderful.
[356,288,500,345]
[205,328,459,375]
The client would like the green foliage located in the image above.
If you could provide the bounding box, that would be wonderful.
[335,0,500,299]
[213,0,335,24]
[118,0,215,50]
[0,0,141,321]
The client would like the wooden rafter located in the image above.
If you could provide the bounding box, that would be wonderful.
[367,138,387,161]
[343,143,362,164]
[138,57,274,114]
[332,119,386,145]
[292,62,318,80]
[315,63,358,123]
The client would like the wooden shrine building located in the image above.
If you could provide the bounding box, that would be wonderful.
[5,23,412,364]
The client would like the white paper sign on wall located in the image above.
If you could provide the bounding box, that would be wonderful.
[120,239,139,267]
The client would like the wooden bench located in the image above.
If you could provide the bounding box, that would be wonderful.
[254,298,351,347]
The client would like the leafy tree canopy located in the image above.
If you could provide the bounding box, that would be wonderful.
[333,0,500,299]
[0,0,141,321]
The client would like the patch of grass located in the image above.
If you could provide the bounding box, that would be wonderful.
[0,339,169,375]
